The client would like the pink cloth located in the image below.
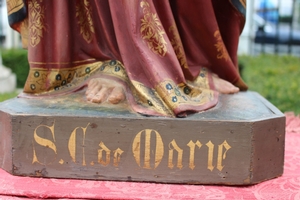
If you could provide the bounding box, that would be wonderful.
[0,113,299,199]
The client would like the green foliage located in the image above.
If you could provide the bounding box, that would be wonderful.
[0,91,19,102]
[1,48,29,88]
[239,54,300,114]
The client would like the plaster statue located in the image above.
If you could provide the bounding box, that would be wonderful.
[7,0,247,117]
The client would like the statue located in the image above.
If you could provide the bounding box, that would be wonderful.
[6,0,248,117]
[1,0,286,185]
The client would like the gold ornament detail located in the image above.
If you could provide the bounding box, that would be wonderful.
[20,18,29,48]
[214,30,229,61]
[76,0,95,43]
[169,25,188,69]
[6,0,24,15]
[28,0,46,47]
[140,0,167,57]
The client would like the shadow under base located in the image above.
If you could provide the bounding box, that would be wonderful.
[0,91,285,185]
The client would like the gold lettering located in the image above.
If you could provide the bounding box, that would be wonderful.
[68,123,90,166]
[187,140,202,170]
[144,129,151,169]
[154,130,164,169]
[206,141,214,171]
[168,140,183,169]
[217,140,231,171]
[113,148,124,167]
[98,141,111,166]
[32,122,57,164]
[132,129,164,169]
[132,131,141,167]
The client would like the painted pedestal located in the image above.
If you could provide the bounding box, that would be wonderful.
[0,91,285,185]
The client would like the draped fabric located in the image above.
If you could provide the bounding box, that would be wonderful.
[7,0,248,117]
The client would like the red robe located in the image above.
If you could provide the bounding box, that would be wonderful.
[7,0,248,117]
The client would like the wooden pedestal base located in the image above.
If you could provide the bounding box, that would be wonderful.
[0,91,285,185]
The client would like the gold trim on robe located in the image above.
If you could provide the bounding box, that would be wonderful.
[214,30,230,61]
[76,0,95,43]
[140,0,168,57]
[6,0,24,15]
[28,0,46,47]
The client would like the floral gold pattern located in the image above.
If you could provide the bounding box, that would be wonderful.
[20,18,29,48]
[214,30,229,61]
[140,0,167,57]
[6,0,24,15]
[76,0,95,43]
[169,25,188,69]
[28,0,46,47]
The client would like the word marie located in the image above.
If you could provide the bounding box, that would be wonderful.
[32,122,231,172]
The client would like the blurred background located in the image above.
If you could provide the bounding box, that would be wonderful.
[0,0,300,114]
[239,0,300,55]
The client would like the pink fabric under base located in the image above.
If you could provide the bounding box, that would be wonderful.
[0,113,299,200]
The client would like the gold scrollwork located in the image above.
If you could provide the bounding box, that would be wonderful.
[28,0,46,47]
[76,0,95,43]
[140,0,167,57]
[214,30,230,61]
[169,25,188,69]
[20,18,29,48]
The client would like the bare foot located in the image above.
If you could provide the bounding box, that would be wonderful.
[212,74,240,94]
[86,78,125,104]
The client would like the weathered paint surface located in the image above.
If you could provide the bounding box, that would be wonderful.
[0,91,285,185]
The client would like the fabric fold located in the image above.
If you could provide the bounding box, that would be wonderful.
[7,0,247,117]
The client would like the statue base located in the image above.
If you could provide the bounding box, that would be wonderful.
[0,91,285,185]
